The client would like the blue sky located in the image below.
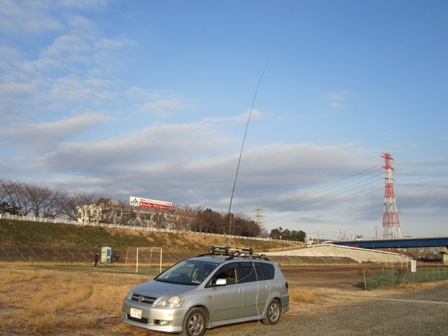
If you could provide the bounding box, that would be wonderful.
[1,0,447,239]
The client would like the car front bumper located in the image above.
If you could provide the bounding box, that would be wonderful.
[121,300,189,333]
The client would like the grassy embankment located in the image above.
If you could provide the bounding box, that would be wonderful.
[0,218,300,259]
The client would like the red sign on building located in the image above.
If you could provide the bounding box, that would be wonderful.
[130,196,173,211]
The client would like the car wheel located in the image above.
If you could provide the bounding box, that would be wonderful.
[263,299,281,325]
[182,307,207,336]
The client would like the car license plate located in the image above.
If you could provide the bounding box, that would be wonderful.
[130,308,142,319]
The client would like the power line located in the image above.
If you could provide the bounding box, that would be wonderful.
[270,163,382,211]
[260,159,448,225]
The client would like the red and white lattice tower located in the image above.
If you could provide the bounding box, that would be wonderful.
[382,153,401,238]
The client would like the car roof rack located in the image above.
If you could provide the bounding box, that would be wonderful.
[197,245,270,260]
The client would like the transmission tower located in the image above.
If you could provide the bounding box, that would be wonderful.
[382,153,401,238]
[255,204,264,227]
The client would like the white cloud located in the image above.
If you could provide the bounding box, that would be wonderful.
[137,97,184,117]
[0,2,133,120]
[0,0,64,35]
[204,109,263,124]
[43,34,91,59]
[0,113,112,151]
[328,90,349,108]
[127,88,186,117]
[66,14,98,33]
[0,45,24,71]
[40,118,233,171]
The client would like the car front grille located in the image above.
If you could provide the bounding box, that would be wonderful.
[130,293,157,305]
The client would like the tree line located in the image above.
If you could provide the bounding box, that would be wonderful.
[270,227,306,242]
[0,179,266,238]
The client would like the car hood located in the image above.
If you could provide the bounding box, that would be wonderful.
[132,280,196,298]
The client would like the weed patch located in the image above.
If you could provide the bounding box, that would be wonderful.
[289,289,323,303]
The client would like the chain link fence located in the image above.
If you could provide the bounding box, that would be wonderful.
[361,265,448,289]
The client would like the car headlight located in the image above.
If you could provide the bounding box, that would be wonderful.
[126,291,134,300]
[154,295,185,308]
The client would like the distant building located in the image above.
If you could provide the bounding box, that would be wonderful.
[76,199,178,229]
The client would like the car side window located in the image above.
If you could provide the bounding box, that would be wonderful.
[209,263,237,286]
[260,263,275,280]
[237,262,262,283]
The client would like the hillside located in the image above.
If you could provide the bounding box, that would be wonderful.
[0,218,300,258]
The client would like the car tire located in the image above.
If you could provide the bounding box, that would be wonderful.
[182,307,207,336]
[262,299,281,325]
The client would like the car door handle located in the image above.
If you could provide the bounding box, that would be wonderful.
[235,288,241,293]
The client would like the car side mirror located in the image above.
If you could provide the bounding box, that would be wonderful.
[216,278,227,286]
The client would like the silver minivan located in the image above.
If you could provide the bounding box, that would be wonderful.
[121,246,289,336]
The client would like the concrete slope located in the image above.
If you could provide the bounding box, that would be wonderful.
[263,244,412,264]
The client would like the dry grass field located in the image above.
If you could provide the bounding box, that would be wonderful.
[0,262,329,336]
[0,262,140,335]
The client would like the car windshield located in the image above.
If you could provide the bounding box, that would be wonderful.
[155,260,219,285]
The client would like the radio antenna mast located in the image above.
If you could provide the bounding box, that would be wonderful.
[227,60,269,238]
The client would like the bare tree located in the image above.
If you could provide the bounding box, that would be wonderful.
[190,216,208,233]
[111,199,130,224]
[2,181,32,216]
[64,192,99,223]
[24,183,54,218]
[41,189,66,219]
[56,190,77,221]
[0,179,6,202]
[172,205,197,231]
